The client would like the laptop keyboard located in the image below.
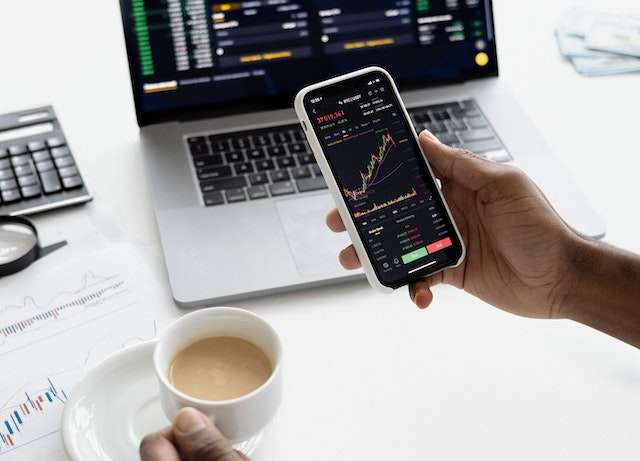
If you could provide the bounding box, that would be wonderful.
[187,99,511,207]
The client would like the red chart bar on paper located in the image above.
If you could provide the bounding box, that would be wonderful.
[426,237,453,254]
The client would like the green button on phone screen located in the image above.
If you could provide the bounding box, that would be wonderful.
[401,247,428,264]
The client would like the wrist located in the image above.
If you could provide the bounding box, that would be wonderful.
[554,234,602,321]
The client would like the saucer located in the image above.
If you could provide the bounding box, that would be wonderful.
[62,341,260,460]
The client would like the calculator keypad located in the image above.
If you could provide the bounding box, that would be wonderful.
[0,106,91,215]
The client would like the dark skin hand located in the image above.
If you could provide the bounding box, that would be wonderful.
[141,131,640,461]
[140,407,250,461]
[328,130,640,346]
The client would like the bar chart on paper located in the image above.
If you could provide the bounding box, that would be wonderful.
[0,378,68,452]
[0,244,172,460]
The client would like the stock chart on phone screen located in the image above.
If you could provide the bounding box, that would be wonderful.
[308,74,459,285]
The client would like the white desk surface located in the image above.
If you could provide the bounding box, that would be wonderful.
[2,0,640,459]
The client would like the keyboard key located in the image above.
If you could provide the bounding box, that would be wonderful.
[256,159,275,171]
[462,138,502,153]
[276,157,295,168]
[458,128,495,143]
[200,176,246,193]
[54,156,75,168]
[197,165,232,181]
[248,173,269,185]
[0,148,7,159]
[193,154,223,168]
[8,145,27,156]
[18,175,38,187]
[246,148,265,160]
[51,146,71,158]
[311,164,322,176]
[46,137,65,148]
[41,171,62,193]
[27,140,46,151]
[234,162,254,174]
[21,184,41,198]
[253,134,271,146]
[62,175,84,190]
[466,116,488,129]
[231,137,250,150]
[274,131,291,144]
[208,138,230,152]
[431,110,451,121]
[288,143,308,155]
[225,151,245,163]
[269,181,295,196]
[203,191,225,206]
[413,112,431,123]
[445,119,466,131]
[0,159,9,169]
[0,179,17,190]
[247,185,268,200]
[11,155,30,167]
[427,121,447,133]
[293,129,306,141]
[0,170,14,180]
[437,132,459,145]
[32,150,51,162]
[267,146,286,157]
[291,166,311,179]
[297,153,316,165]
[270,170,290,182]
[225,188,246,203]
[296,176,327,192]
[58,166,78,178]
[14,164,35,177]
[189,143,210,157]
[1,188,20,203]
[187,136,206,145]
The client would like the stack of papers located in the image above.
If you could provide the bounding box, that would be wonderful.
[555,8,640,76]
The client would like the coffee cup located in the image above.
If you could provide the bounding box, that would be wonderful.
[153,307,283,443]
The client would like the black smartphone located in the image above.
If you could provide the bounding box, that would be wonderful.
[295,67,465,292]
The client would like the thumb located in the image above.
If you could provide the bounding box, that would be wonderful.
[419,130,500,191]
[172,408,247,461]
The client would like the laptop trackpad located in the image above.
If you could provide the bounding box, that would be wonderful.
[276,194,352,277]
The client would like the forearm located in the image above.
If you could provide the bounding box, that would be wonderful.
[563,238,640,348]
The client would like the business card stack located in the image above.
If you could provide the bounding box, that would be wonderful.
[555,8,640,76]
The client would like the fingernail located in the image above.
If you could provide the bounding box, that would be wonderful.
[420,130,439,142]
[175,407,207,433]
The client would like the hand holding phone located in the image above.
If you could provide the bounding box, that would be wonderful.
[295,67,465,292]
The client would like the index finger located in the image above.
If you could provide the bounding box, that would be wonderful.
[326,208,346,232]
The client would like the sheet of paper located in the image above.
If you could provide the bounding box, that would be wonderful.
[0,243,178,460]
[586,19,640,58]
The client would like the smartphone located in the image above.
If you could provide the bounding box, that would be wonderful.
[295,67,465,292]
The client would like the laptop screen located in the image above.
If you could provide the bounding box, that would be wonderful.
[120,0,498,125]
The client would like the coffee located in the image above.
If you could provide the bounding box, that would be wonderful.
[169,336,272,401]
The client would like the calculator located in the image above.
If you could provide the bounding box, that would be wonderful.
[0,106,91,216]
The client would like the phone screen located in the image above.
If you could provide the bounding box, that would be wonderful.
[304,70,463,288]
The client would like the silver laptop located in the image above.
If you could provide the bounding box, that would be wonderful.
[119,0,605,307]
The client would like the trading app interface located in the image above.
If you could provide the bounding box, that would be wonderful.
[123,0,496,118]
[305,72,462,287]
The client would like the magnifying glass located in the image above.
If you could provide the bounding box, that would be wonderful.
[0,216,67,277]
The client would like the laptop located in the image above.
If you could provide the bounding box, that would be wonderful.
[118,0,605,307]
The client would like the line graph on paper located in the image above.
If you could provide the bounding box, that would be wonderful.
[0,243,173,460]
[0,270,133,355]
[0,317,159,457]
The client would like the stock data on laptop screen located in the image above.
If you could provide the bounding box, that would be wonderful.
[121,0,497,122]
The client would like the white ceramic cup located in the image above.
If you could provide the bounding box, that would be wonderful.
[153,307,283,443]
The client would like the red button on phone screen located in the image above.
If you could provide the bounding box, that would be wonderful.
[426,237,453,254]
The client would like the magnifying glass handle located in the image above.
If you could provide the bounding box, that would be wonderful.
[39,240,68,258]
